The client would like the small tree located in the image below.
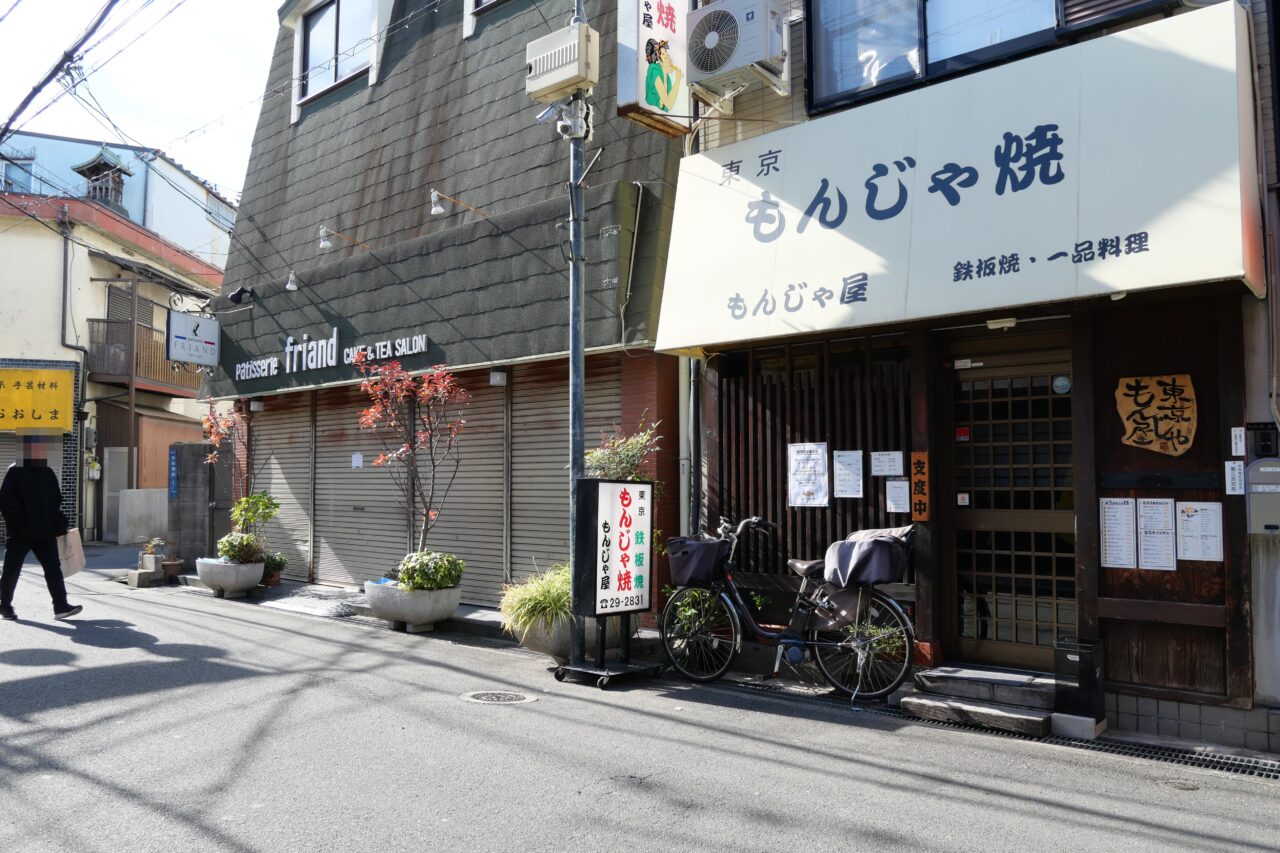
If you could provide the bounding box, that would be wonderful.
[203,401,253,500]
[355,353,470,552]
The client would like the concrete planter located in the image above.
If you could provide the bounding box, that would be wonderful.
[139,554,164,572]
[364,582,462,633]
[196,558,264,599]
[515,616,626,665]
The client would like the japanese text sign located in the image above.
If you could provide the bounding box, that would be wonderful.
[617,0,690,137]
[574,479,654,617]
[910,452,929,522]
[0,369,74,433]
[655,3,1262,353]
[1114,374,1196,457]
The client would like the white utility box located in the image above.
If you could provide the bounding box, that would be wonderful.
[526,23,600,103]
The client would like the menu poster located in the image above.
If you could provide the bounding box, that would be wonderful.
[1100,498,1137,569]
[1176,501,1224,562]
[1136,498,1176,571]
[885,478,911,514]
[788,443,829,507]
[833,451,863,499]
[870,451,903,477]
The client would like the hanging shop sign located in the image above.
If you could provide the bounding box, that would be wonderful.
[654,2,1263,353]
[617,0,690,137]
[166,310,220,368]
[231,326,429,382]
[573,479,655,617]
[1114,374,1196,457]
[0,369,74,433]
[910,451,929,522]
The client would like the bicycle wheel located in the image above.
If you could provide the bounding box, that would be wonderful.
[660,587,740,683]
[811,588,913,699]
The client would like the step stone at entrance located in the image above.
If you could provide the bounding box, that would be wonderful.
[899,693,1053,737]
[914,666,1056,710]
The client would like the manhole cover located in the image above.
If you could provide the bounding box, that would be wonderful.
[461,691,537,705]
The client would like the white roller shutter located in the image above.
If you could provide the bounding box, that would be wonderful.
[416,370,506,607]
[510,355,621,585]
[313,386,408,586]
[250,393,312,582]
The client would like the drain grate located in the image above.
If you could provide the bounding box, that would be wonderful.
[461,690,537,705]
[717,678,1280,781]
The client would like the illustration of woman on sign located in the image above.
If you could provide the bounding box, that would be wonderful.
[644,39,683,113]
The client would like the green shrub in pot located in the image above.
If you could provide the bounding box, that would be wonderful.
[217,532,265,565]
[395,551,464,591]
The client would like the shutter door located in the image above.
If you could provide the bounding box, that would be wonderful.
[0,434,16,541]
[510,355,622,586]
[251,394,312,582]
[313,386,407,586]
[416,370,506,607]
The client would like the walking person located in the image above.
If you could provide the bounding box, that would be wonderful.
[0,436,81,621]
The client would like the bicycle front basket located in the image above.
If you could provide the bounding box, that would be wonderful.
[666,536,729,587]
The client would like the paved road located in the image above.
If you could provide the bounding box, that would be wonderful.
[1,552,1277,852]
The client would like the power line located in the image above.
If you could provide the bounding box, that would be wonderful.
[0,0,123,147]
[0,0,24,27]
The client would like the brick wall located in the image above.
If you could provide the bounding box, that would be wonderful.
[0,358,81,540]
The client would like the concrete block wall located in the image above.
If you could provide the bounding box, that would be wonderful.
[1106,692,1280,755]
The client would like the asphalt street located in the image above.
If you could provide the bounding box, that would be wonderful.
[1,548,1277,852]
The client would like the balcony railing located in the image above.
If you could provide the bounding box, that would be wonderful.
[87,319,203,395]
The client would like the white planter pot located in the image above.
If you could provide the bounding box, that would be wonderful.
[364,582,462,633]
[196,558,264,599]
[515,616,627,665]
[140,554,164,572]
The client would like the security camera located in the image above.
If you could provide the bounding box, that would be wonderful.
[535,103,560,125]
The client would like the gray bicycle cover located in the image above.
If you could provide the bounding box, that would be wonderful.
[823,525,913,587]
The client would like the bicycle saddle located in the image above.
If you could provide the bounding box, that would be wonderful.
[787,559,825,578]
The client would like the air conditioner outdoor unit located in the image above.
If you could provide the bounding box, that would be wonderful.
[525,23,600,103]
[686,0,788,101]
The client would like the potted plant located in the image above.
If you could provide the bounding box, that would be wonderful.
[196,531,265,598]
[498,564,625,663]
[354,354,470,629]
[365,551,465,633]
[263,551,287,586]
[139,537,166,572]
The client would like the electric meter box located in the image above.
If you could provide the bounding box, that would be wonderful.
[1246,458,1280,533]
[526,23,599,103]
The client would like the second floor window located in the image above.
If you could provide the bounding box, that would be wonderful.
[1,159,34,193]
[302,0,373,99]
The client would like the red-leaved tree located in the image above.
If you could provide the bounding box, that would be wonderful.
[355,353,470,552]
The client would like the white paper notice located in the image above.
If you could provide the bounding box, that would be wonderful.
[870,452,903,477]
[885,478,911,513]
[1176,502,1224,562]
[1138,529,1176,571]
[1137,498,1175,532]
[1100,498,1137,569]
[1226,461,1245,495]
[788,443,829,507]
[833,451,863,499]
[351,453,363,469]
[1231,426,1246,457]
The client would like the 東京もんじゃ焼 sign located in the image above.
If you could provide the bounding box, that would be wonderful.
[0,369,74,433]
[1115,374,1196,457]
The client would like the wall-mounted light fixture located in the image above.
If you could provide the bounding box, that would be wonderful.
[430,188,491,219]
[1110,292,1127,302]
[317,223,374,251]
[285,271,301,291]
[986,317,1017,331]
[489,369,509,386]
[228,286,255,305]
[248,399,265,412]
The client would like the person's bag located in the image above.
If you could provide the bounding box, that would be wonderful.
[57,528,86,578]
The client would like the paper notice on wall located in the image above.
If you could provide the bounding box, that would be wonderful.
[788,443,829,507]
[1225,460,1244,495]
[1100,498,1136,569]
[1137,498,1174,532]
[351,453,363,469]
[833,451,863,498]
[1231,426,1246,457]
[885,478,911,514]
[870,452,903,477]
[1138,529,1176,571]
[1176,501,1224,562]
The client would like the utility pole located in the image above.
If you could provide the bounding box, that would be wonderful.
[563,0,590,668]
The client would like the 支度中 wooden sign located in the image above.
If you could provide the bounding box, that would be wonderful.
[910,451,929,522]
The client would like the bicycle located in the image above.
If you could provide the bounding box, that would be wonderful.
[660,517,915,700]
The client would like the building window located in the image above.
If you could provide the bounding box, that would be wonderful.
[808,0,922,106]
[207,196,235,231]
[1,159,33,193]
[807,0,1064,111]
[301,0,372,99]
[926,0,1057,66]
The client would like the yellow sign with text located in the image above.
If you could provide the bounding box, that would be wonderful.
[0,369,74,433]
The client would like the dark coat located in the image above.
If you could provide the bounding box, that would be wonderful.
[0,461,69,541]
